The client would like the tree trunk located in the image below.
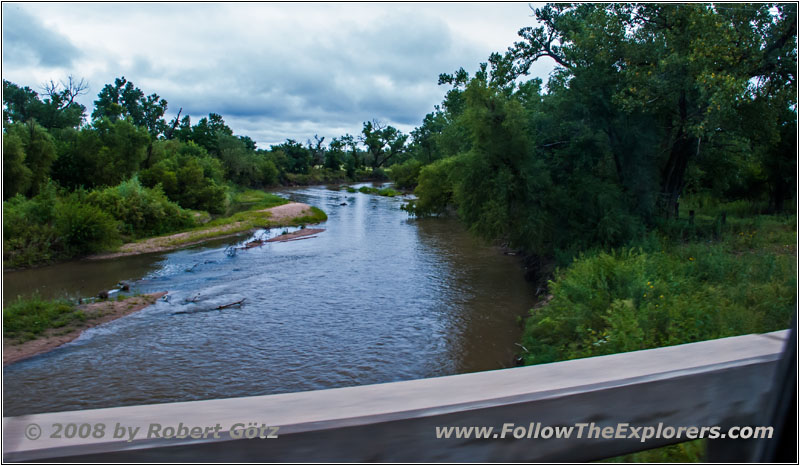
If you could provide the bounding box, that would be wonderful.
[661,134,695,218]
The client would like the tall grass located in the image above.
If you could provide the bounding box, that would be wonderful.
[520,216,796,365]
[3,295,85,342]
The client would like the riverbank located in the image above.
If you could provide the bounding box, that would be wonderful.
[88,202,326,259]
[517,206,795,462]
[3,292,168,366]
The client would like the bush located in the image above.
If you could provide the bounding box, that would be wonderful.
[388,159,423,189]
[55,193,121,255]
[358,186,399,197]
[3,190,60,267]
[403,156,461,216]
[140,142,229,213]
[86,177,194,238]
[371,167,388,180]
[520,239,795,366]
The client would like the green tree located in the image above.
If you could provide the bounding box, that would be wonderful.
[4,122,58,197]
[3,131,32,199]
[3,78,86,129]
[361,120,408,169]
[52,119,150,189]
[511,3,797,217]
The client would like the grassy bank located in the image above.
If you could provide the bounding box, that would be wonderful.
[519,202,795,462]
[520,211,795,366]
[5,187,327,265]
[3,295,86,342]
[3,292,168,365]
[154,204,327,250]
[90,191,327,258]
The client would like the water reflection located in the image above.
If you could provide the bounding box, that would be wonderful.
[3,185,536,416]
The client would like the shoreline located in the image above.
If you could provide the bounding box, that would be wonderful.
[3,292,168,366]
[87,202,324,260]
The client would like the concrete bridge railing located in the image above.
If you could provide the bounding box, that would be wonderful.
[3,330,790,462]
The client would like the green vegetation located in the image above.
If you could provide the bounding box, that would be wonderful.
[389,5,794,462]
[520,210,795,366]
[2,5,796,461]
[602,439,706,463]
[358,186,400,197]
[3,76,342,268]
[3,295,85,342]
[226,189,287,213]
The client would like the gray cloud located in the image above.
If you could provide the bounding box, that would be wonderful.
[2,3,552,147]
[2,4,82,67]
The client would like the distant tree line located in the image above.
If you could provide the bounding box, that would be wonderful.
[3,74,414,266]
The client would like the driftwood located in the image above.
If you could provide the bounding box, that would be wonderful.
[172,298,246,315]
[277,235,318,243]
[215,298,245,310]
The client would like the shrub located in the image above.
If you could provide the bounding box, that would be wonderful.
[403,156,461,216]
[55,193,121,255]
[520,241,795,366]
[86,177,194,238]
[388,158,423,189]
[140,143,229,213]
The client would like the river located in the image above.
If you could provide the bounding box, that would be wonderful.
[3,184,537,416]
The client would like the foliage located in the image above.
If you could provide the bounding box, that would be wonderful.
[3,129,32,199]
[3,78,86,130]
[51,117,151,189]
[85,178,195,238]
[404,156,461,217]
[358,186,400,197]
[361,120,409,168]
[139,140,229,213]
[53,192,122,255]
[3,122,57,198]
[3,295,85,341]
[387,159,423,190]
[271,139,313,175]
[519,217,796,366]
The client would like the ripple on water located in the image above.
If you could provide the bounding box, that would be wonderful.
[3,185,536,416]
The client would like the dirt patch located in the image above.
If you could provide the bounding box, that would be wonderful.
[3,291,167,366]
[88,202,314,259]
[258,202,313,221]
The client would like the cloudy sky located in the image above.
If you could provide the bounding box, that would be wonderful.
[3,2,554,148]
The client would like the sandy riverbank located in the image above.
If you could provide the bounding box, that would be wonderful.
[88,202,320,260]
[3,292,168,366]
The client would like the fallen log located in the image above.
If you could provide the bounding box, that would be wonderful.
[215,298,246,310]
[277,235,318,243]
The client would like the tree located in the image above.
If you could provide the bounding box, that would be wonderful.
[271,139,312,174]
[4,122,57,197]
[339,134,362,168]
[3,78,86,129]
[3,130,31,199]
[307,134,326,167]
[510,3,797,217]
[92,76,169,137]
[326,137,346,170]
[52,118,150,189]
[361,120,408,169]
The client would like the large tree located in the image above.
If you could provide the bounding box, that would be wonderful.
[361,120,408,169]
[510,3,797,216]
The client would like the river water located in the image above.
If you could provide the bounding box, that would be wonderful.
[3,185,536,416]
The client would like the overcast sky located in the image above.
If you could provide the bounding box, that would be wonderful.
[3,2,554,148]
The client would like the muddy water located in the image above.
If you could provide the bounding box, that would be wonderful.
[3,185,536,416]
